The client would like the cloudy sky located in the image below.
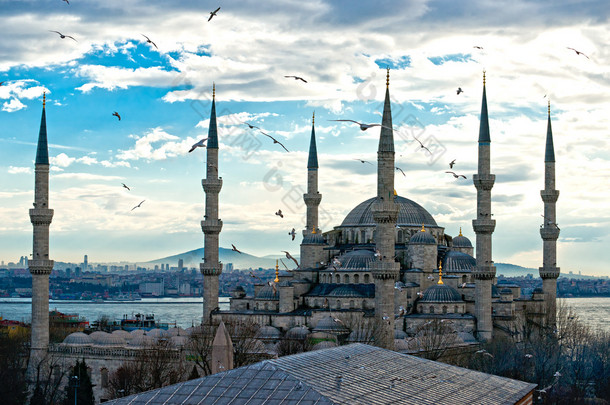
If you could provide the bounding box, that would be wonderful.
[1,0,608,276]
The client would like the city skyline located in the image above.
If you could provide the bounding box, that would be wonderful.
[1,1,608,276]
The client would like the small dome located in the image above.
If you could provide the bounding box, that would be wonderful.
[129,335,154,347]
[170,335,188,347]
[452,233,472,248]
[112,330,131,340]
[410,228,436,245]
[130,329,146,337]
[347,329,373,343]
[89,331,110,343]
[420,284,463,303]
[394,339,410,351]
[285,326,310,340]
[328,285,363,298]
[167,327,186,337]
[394,329,408,339]
[500,288,513,295]
[255,285,279,300]
[146,329,168,338]
[233,286,245,292]
[278,280,293,287]
[255,325,281,340]
[96,334,126,346]
[303,233,325,244]
[337,249,375,270]
[311,341,338,351]
[443,250,476,273]
[314,316,348,333]
[63,332,93,346]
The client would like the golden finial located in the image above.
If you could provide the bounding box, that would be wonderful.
[438,261,444,285]
[459,227,462,237]
[274,260,280,283]
[483,70,486,86]
[393,189,397,196]
[212,82,215,100]
[312,111,315,125]
[42,92,46,108]
[312,226,317,234]
[386,67,390,88]
[421,223,426,232]
[548,99,551,116]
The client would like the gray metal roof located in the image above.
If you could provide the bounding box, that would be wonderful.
[106,344,536,405]
[545,108,555,162]
[420,284,463,303]
[340,196,438,228]
[442,250,476,273]
[409,230,436,245]
[35,103,49,165]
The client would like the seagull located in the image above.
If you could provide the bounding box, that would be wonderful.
[112,111,121,121]
[243,122,260,130]
[289,228,296,241]
[249,271,263,282]
[473,46,483,49]
[525,354,534,359]
[449,159,456,169]
[553,371,562,378]
[231,244,243,254]
[121,183,130,191]
[49,31,77,42]
[445,171,467,179]
[208,7,221,22]
[566,47,589,59]
[331,257,341,270]
[460,283,467,288]
[62,0,69,3]
[374,249,381,259]
[284,75,307,83]
[395,166,406,176]
[280,259,290,271]
[354,159,373,165]
[189,138,208,153]
[0,81,4,86]
[260,132,289,152]
[456,87,464,95]
[131,200,145,211]
[275,209,284,218]
[141,34,158,49]
[413,136,431,154]
[329,119,382,131]
[282,251,299,268]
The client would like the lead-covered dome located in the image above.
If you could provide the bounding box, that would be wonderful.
[443,250,476,272]
[409,228,436,245]
[452,230,473,248]
[63,332,93,346]
[256,285,279,300]
[420,284,463,303]
[337,249,375,270]
[341,196,438,228]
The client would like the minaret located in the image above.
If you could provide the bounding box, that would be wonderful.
[300,113,325,274]
[29,93,54,353]
[370,69,400,350]
[539,100,560,326]
[200,84,223,324]
[472,72,496,341]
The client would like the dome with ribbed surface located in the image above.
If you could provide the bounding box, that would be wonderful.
[63,332,93,346]
[89,331,110,343]
[311,341,338,350]
[112,330,131,340]
[129,335,154,347]
[255,325,281,340]
[341,196,438,228]
[95,334,126,346]
[130,329,146,337]
[255,285,279,300]
[285,326,310,340]
[313,316,348,333]
[146,328,168,338]
[443,250,476,272]
[328,285,363,298]
[337,249,375,270]
[420,284,463,303]
[409,229,436,245]
[303,233,325,244]
[452,234,472,248]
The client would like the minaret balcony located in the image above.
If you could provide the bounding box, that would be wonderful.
[472,218,496,233]
[473,174,495,190]
[370,261,400,279]
[201,178,223,193]
[473,264,496,279]
[541,190,559,203]
[539,266,560,279]
[303,193,322,206]
[540,226,560,240]
[201,219,223,234]
[371,201,399,224]
[29,259,54,275]
[200,261,223,276]
[29,208,54,225]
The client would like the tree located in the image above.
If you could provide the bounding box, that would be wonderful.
[187,325,215,377]
[64,359,94,405]
[0,332,29,405]
[406,319,459,361]
[29,350,68,405]
[224,320,263,368]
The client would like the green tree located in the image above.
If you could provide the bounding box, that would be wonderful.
[64,359,94,405]
[0,332,29,405]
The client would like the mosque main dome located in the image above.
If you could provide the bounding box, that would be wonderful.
[340,196,438,228]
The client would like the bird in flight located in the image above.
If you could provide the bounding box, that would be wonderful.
[208,7,221,22]
[329,119,384,131]
[446,171,467,179]
[456,87,463,95]
[354,158,373,165]
[331,257,341,271]
[141,34,158,49]
[473,46,483,49]
[289,228,296,241]
[0,81,4,86]
[281,250,299,268]
[231,244,243,254]
[112,111,121,121]
[49,31,77,41]
[275,209,283,218]
[189,138,208,153]
[449,159,456,169]
[121,183,130,191]
[260,132,289,152]
[62,0,69,4]
[243,122,260,130]
[413,136,431,155]
[395,166,406,177]
[284,75,307,83]
[280,259,290,271]
[249,271,263,283]
[131,200,145,211]
[566,47,589,59]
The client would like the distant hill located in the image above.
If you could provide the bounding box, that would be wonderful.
[494,263,538,277]
[148,247,278,270]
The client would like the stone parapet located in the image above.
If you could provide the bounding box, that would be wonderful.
[303,192,322,206]
[539,266,560,279]
[201,178,223,193]
[540,227,559,240]
[201,218,223,234]
[370,261,400,280]
[473,174,495,190]
[29,259,54,275]
[29,208,54,225]
[473,264,496,279]
[472,218,496,234]
[541,189,559,203]
[200,261,223,276]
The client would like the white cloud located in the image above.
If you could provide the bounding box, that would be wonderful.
[2,98,26,112]
[8,166,31,174]
[50,153,77,168]
[116,127,197,161]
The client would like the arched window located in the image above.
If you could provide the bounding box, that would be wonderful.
[362,300,367,309]
[314,299,319,307]
[246,303,250,310]
[398,230,404,243]
[349,300,355,309]
[430,306,435,314]
[264,303,268,310]
[335,274,340,283]
[100,368,109,389]
[442,306,447,314]
[418,306,422,313]
[255,303,259,310]
[361,229,366,243]
[336,300,341,309]
[354,274,359,283]
[344,274,349,283]
[454,305,458,313]
[364,274,370,283]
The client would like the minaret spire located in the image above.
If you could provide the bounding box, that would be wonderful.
[472,71,496,341]
[201,84,223,323]
[370,69,400,350]
[29,93,55,354]
[539,101,560,326]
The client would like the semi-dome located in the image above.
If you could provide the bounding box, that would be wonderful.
[341,196,438,228]
[63,332,93,346]
[347,329,373,343]
[452,230,472,248]
[255,325,281,340]
[255,285,279,300]
[328,285,363,298]
[337,249,375,270]
[443,250,476,272]
[420,284,463,303]
[409,228,436,245]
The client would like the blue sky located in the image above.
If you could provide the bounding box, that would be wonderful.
[1,0,608,276]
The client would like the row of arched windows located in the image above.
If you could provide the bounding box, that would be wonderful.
[320,273,370,284]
